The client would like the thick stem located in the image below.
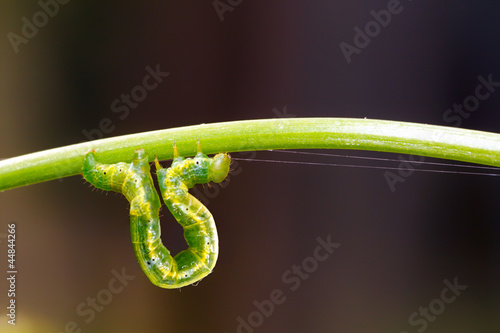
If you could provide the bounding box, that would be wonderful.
[1,118,499,191]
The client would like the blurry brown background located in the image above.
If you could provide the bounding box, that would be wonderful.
[0,1,499,332]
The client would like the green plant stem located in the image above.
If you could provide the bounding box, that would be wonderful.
[1,118,500,192]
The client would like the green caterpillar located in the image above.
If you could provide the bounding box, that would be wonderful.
[82,144,231,288]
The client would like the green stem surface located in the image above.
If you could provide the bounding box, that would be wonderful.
[1,118,499,191]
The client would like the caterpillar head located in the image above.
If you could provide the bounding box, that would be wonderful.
[210,153,231,183]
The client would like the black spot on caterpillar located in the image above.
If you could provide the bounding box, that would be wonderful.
[82,144,230,288]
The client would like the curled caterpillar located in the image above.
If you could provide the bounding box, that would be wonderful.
[82,144,230,288]
[155,142,231,287]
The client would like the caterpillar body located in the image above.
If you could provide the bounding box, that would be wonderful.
[82,144,230,288]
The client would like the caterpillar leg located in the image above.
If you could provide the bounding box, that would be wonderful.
[153,143,231,288]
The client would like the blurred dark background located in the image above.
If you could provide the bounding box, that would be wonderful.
[0,1,499,332]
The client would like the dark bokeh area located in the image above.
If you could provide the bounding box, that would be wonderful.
[1,1,499,332]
